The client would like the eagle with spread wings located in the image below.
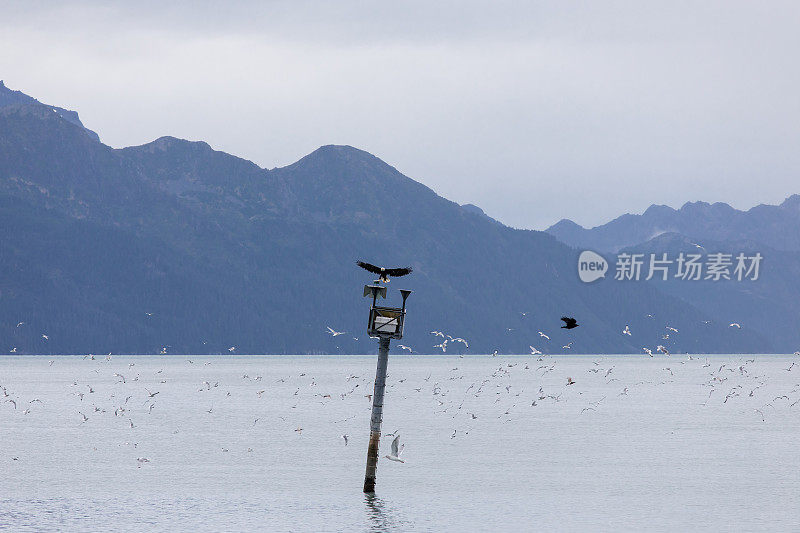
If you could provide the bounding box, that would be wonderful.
[356,261,413,283]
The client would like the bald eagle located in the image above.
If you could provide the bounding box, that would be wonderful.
[356,261,413,283]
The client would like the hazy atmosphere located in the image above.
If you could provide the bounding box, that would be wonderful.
[4,4,800,531]
[2,1,798,229]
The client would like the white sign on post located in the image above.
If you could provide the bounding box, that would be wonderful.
[374,316,398,333]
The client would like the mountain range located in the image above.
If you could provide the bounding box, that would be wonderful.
[0,81,795,355]
[547,196,800,253]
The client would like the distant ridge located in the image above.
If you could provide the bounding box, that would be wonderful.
[547,196,800,252]
[0,80,100,142]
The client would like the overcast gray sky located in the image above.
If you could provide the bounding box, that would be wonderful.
[2,1,799,229]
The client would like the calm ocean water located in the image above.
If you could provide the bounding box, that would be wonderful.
[1,353,798,532]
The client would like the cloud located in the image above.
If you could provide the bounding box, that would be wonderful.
[2,1,799,229]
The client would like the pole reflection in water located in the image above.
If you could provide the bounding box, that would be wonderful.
[364,494,408,532]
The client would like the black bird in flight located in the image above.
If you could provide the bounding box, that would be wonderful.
[356,261,413,283]
[560,316,579,329]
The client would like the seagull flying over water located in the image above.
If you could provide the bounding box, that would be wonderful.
[326,327,345,337]
[538,331,550,340]
[729,323,741,328]
[356,261,413,283]
[384,435,405,463]
[622,325,631,336]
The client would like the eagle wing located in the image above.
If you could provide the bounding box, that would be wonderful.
[384,266,413,277]
[356,261,382,275]
[561,316,577,326]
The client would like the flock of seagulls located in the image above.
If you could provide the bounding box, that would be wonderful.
[413,313,769,358]
[429,332,469,354]
[1,353,425,468]
[4,276,757,358]
[424,317,582,356]
[8,322,49,353]
[2,346,798,474]
[322,310,755,359]
[4,311,784,364]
